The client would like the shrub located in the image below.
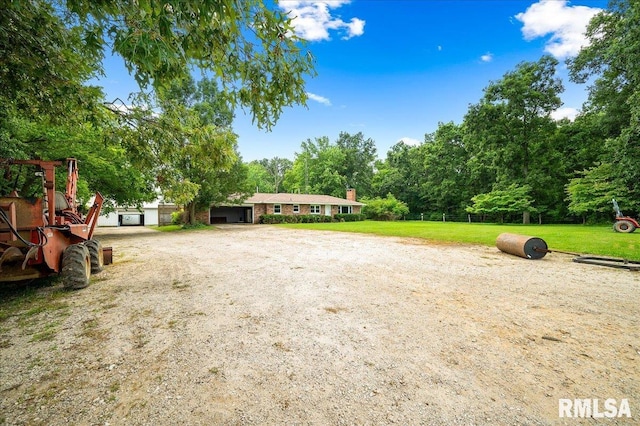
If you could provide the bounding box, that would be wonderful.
[259,214,333,224]
[182,222,208,229]
[360,194,409,221]
[298,214,332,223]
[171,210,184,225]
[334,213,366,222]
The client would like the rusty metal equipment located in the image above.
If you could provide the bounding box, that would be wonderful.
[496,232,639,271]
[612,199,638,233]
[496,233,548,259]
[573,255,640,271]
[0,158,111,289]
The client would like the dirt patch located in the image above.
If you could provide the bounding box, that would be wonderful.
[1,225,638,425]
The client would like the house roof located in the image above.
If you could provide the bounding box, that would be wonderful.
[246,192,364,206]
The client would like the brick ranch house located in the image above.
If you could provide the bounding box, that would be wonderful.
[208,189,364,224]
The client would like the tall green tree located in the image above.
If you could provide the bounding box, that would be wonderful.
[1,0,315,210]
[566,162,626,223]
[371,141,425,213]
[466,184,536,223]
[420,122,471,219]
[246,161,275,193]
[283,137,346,197]
[0,1,103,127]
[464,55,564,223]
[150,76,249,224]
[568,0,640,213]
[284,133,377,199]
[64,0,316,128]
[259,157,293,193]
[335,132,377,198]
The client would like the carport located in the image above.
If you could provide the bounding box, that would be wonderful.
[209,206,253,224]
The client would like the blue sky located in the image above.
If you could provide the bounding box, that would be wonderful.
[96,0,607,162]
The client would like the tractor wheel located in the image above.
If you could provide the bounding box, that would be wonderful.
[62,244,91,290]
[83,239,104,273]
[614,220,636,233]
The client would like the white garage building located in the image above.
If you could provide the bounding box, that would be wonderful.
[98,201,178,227]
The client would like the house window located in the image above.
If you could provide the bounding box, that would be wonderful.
[310,205,321,214]
[274,204,281,214]
[340,205,352,214]
[293,205,300,214]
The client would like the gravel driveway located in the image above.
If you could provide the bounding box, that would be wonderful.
[1,225,638,425]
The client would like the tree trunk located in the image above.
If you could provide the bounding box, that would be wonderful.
[186,201,197,225]
[522,211,530,224]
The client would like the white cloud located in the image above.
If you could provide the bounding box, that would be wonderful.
[344,17,365,40]
[307,92,331,106]
[481,52,493,62]
[551,107,579,121]
[515,0,602,59]
[278,0,366,41]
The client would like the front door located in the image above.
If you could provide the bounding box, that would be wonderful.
[325,205,331,216]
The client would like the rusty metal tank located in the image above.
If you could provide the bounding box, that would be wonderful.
[496,233,548,259]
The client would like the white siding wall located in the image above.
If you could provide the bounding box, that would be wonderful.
[98,212,119,227]
[144,208,158,226]
[97,208,159,226]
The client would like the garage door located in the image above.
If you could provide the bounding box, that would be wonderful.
[210,207,252,224]
[119,213,144,226]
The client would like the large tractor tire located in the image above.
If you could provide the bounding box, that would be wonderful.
[614,220,636,233]
[83,239,104,273]
[62,244,91,290]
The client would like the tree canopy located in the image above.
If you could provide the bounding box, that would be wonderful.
[568,0,640,211]
[3,0,639,225]
[1,0,315,213]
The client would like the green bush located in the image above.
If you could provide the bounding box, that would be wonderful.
[259,214,333,224]
[299,214,332,223]
[360,194,409,221]
[334,213,366,222]
[171,210,184,225]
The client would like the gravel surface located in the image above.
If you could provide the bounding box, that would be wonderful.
[1,225,639,425]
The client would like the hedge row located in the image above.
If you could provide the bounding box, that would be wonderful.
[260,213,365,224]
[334,213,366,222]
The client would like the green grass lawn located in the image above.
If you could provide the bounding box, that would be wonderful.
[280,220,639,259]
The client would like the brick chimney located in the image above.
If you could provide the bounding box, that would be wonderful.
[346,188,356,201]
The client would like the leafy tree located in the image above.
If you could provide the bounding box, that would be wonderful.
[466,184,536,223]
[0,1,103,125]
[464,55,563,223]
[283,137,347,197]
[259,157,292,193]
[0,109,157,210]
[64,0,316,128]
[551,113,610,177]
[566,162,627,223]
[335,132,377,198]
[246,161,275,193]
[360,194,409,221]
[284,132,377,198]
[148,76,247,224]
[1,0,315,212]
[372,141,425,213]
[568,0,640,209]
[420,122,471,219]
[198,150,252,209]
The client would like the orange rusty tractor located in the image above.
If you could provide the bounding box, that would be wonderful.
[0,158,110,289]
[612,198,639,233]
